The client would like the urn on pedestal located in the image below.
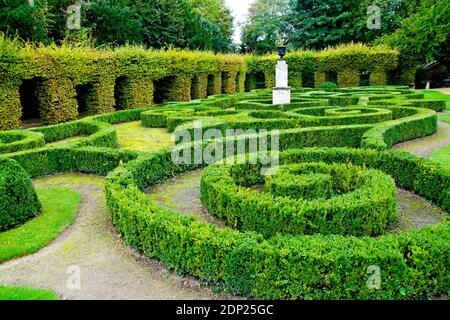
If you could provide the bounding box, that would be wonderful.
[273,46,291,105]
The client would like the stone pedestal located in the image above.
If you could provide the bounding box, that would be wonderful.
[273,60,291,105]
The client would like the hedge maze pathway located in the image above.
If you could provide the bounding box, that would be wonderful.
[0,174,232,300]
[145,170,224,228]
[147,169,445,234]
[1,86,449,299]
[394,117,450,157]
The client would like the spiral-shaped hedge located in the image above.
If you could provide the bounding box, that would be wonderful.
[200,161,397,237]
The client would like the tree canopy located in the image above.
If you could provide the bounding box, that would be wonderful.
[241,0,289,54]
[240,0,448,71]
[0,0,234,52]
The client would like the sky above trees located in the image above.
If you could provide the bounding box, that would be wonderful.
[225,0,254,43]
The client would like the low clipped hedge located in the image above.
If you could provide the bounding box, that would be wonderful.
[361,107,437,150]
[0,158,41,231]
[29,119,118,149]
[319,82,337,91]
[200,161,397,237]
[0,130,45,154]
[407,100,446,112]
[292,107,393,127]
[104,146,449,299]
[0,86,440,156]
[6,147,139,178]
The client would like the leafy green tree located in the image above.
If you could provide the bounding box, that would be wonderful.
[0,0,52,43]
[241,0,289,54]
[287,0,355,50]
[375,0,450,84]
[189,0,233,41]
[84,0,142,46]
[350,0,423,43]
[376,0,449,65]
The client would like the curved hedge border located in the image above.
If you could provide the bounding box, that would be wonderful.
[291,107,393,126]
[104,146,449,300]
[200,161,397,237]
[361,107,437,150]
[0,130,44,154]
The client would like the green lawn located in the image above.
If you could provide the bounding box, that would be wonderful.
[431,147,450,170]
[0,188,82,262]
[0,285,58,300]
[441,114,450,123]
[114,121,174,152]
[420,90,450,110]
[430,114,450,169]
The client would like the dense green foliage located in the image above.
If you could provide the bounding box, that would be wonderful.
[240,0,289,54]
[0,39,246,130]
[245,44,399,90]
[0,0,52,44]
[288,0,355,50]
[201,161,397,237]
[0,0,234,52]
[241,0,423,53]
[375,0,450,85]
[0,157,41,231]
[240,0,447,87]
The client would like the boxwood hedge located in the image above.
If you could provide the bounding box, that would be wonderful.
[0,158,41,231]
[200,161,397,237]
[0,86,447,300]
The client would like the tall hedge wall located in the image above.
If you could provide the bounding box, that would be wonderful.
[1,39,402,131]
[245,44,400,90]
[0,40,247,131]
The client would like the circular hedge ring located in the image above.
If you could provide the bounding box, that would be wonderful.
[200,161,397,237]
[292,107,393,126]
[0,131,45,154]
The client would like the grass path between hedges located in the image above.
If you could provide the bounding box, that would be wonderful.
[394,115,450,160]
[146,169,446,233]
[0,188,82,263]
[0,174,233,300]
[114,121,174,152]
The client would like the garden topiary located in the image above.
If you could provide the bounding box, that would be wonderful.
[0,158,41,231]
[320,82,338,91]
